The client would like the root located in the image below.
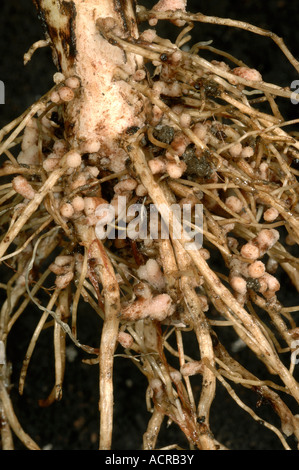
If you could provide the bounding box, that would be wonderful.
[0,0,299,451]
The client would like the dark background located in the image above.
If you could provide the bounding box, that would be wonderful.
[0,0,299,450]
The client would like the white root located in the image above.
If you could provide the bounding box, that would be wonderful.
[37,0,145,168]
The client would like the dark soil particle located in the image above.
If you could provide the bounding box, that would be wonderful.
[182,146,213,178]
[153,125,175,145]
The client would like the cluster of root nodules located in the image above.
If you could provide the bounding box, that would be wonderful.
[1,10,299,451]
